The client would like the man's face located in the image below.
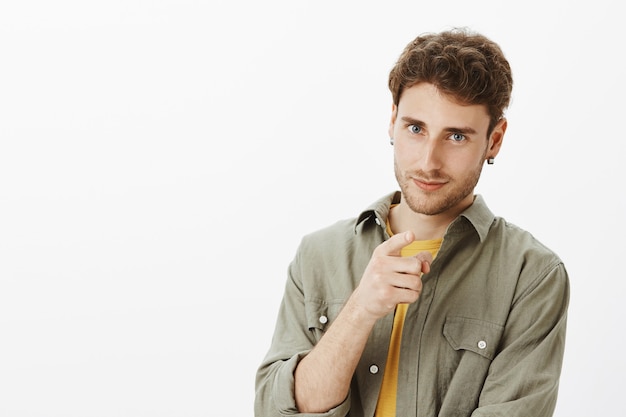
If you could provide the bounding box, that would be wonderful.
[389,82,505,216]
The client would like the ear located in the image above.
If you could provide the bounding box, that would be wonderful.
[388,104,398,139]
[487,118,507,159]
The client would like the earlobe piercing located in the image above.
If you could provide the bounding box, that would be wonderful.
[390,137,394,146]
[487,157,495,165]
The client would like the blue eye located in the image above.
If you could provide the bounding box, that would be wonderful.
[409,125,422,134]
[450,133,465,142]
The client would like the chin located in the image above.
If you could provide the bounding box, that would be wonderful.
[404,189,470,217]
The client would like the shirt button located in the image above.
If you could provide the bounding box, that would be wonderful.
[319,315,328,324]
[369,364,379,374]
[478,340,487,349]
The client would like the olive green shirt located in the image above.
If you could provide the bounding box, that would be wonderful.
[255,192,569,417]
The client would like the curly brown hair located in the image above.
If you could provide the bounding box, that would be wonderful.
[388,28,513,134]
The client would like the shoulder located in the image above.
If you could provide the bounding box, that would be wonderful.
[298,217,361,258]
[288,216,382,299]
[492,217,562,263]
[489,217,569,296]
[296,192,398,257]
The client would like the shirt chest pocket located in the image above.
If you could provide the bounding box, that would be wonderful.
[304,299,345,339]
[443,316,504,360]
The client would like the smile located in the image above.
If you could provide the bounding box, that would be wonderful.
[413,178,446,192]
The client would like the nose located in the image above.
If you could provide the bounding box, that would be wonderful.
[420,138,443,171]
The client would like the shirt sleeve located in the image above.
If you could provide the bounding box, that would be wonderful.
[254,248,352,417]
[472,261,570,417]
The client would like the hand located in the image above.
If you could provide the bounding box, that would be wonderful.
[349,231,432,321]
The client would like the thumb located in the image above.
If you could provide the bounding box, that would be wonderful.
[414,250,433,274]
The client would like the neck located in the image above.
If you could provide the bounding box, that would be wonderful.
[389,194,474,240]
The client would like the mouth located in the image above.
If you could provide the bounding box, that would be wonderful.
[412,178,446,192]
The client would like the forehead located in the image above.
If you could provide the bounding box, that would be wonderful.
[397,83,490,132]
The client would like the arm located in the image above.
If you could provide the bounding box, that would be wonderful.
[254,231,432,416]
[292,293,378,412]
[296,231,432,412]
[473,262,570,417]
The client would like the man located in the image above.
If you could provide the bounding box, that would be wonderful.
[255,28,569,417]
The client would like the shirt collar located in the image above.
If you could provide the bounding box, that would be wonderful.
[454,194,495,242]
[355,192,495,242]
[355,191,400,232]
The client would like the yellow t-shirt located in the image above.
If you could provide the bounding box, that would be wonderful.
[374,223,442,417]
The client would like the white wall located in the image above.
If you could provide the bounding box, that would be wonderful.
[0,1,622,416]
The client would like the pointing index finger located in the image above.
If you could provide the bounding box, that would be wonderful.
[376,231,416,257]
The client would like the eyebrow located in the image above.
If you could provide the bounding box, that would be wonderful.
[400,116,478,135]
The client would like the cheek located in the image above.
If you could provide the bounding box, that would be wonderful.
[393,144,416,168]
[447,152,484,174]
[395,137,422,157]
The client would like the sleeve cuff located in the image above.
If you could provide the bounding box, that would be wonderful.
[272,352,352,417]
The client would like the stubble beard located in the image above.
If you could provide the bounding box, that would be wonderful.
[394,159,485,216]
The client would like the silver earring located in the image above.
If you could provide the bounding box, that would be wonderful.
[487,157,495,165]
[390,137,394,145]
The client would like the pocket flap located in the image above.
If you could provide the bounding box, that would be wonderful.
[443,316,504,360]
